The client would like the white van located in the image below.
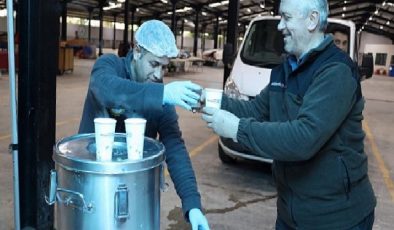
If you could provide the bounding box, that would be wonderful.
[218,16,372,164]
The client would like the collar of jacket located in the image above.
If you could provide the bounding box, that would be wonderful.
[286,35,334,72]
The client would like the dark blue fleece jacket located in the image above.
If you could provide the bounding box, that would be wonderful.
[222,36,376,229]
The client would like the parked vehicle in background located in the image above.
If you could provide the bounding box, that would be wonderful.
[219,16,374,164]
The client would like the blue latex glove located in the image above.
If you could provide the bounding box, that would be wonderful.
[163,81,202,111]
[201,107,240,141]
[189,208,210,230]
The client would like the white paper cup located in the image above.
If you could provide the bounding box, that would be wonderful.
[94,118,117,161]
[125,118,147,161]
[205,88,223,109]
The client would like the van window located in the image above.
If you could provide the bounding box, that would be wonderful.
[375,53,387,65]
[240,19,284,68]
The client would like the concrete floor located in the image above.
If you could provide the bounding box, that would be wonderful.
[0,57,394,229]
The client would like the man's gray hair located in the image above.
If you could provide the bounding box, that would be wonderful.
[301,0,329,31]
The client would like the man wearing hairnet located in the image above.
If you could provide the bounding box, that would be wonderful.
[79,20,209,230]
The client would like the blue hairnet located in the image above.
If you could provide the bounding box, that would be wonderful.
[135,20,178,58]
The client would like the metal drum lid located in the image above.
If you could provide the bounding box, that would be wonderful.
[53,133,165,174]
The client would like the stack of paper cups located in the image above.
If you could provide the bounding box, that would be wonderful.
[94,118,117,161]
[125,118,147,160]
[205,88,223,109]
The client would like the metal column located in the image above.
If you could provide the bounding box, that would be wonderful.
[223,0,240,88]
[171,0,177,35]
[181,19,185,49]
[193,7,201,57]
[98,0,104,56]
[17,0,59,228]
[88,7,93,42]
[112,14,117,50]
[273,0,280,15]
[214,16,219,49]
[61,0,67,41]
[123,0,129,44]
[130,6,135,45]
[201,24,206,51]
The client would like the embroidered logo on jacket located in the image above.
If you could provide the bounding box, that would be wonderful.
[270,82,286,88]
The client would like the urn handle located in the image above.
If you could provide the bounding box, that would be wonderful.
[115,184,129,221]
[45,169,94,213]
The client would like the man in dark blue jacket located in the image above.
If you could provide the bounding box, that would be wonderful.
[202,0,375,229]
[79,20,209,230]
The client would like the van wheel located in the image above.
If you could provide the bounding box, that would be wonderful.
[218,143,237,164]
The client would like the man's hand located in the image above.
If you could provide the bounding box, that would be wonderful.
[163,81,202,110]
[189,208,210,230]
[201,107,240,140]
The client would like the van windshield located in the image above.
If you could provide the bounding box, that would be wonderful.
[240,19,285,68]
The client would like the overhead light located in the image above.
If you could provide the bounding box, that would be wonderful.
[386,21,390,25]
[343,6,346,11]
[104,3,122,11]
[344,0,347,3]
[176,7,192,13]
[247,8,252,13]
[161,0,168,3]
[374,10,379,15]
[270,11,274,15]
[209,3,221,7]
[369,16,373,21]
[342,13,345,17]
[118,0,125,2]
[209,0,229,8]
[380,25,383,30]
[260,3,265,9]
[202,12,207,16]
[382,1,386,6]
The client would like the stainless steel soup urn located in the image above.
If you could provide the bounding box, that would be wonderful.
[46,133,165,230]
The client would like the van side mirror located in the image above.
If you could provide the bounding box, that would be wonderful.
[222,43,234,66]
[358,53,373,80]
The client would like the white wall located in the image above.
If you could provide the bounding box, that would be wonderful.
[359,31,393,53]
[364,44,394,75]
[0,16,222,53]
[65,24,217,54]
[65,24,127,49]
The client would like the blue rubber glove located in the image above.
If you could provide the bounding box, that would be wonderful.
[189,208,210,230]
[163,81,202,111]
[202,107,240,141]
